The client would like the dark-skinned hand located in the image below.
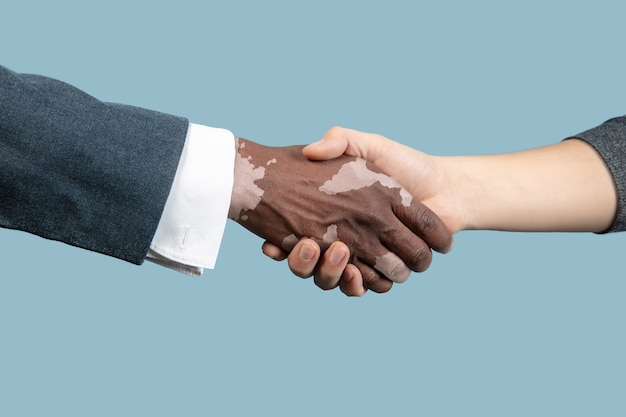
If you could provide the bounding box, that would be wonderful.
[228,138,453,293]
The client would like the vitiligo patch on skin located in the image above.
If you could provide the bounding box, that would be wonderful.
[319,159,413,206]
[228,139,266,221]
[374,252,411,283]
[322,224,338,243]
[281,224,338,251]
[228,140,441,286]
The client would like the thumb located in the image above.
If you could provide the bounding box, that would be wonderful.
[303,126,391,162]
[303,126,352,161]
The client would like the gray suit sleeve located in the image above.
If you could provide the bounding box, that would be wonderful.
[0,65,189,264]
[568,116,626,233]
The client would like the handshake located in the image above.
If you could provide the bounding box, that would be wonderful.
[229,128,454,297]
[230,123,618,296]
[3,66,617,294]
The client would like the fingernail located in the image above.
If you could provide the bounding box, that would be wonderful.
[299,245,315,261]
[329,247,347,265]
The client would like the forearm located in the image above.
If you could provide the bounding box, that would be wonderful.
[439,139,617,232]
[0,65,188,263]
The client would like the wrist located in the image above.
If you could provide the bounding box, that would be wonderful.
[228,138,265,222]
[433,155,480,233]
[439,153,529,232]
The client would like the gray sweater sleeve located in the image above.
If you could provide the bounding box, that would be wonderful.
[568,116,626,233]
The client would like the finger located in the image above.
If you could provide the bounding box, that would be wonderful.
[339,264,367,297]
[303,127,350,160]
[313,241,350,290]
[370,249,413,282]
[394,200,454,254]
[262,241,288,261]
[287,239,322,278]
[353,259,393,293]
[303,126,391,163]
[380,222,434,274]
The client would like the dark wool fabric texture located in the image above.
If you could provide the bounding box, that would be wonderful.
[0,65,189,264]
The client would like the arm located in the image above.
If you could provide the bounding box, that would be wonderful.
[272,121,623,288]
[437,139,616,233]
[0,65,188,263]
[0,65,454,294]
[303,126,619,234]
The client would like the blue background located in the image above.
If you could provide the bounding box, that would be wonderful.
[2,1,625,415]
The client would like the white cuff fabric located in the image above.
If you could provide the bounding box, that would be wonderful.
[147,123,235,276]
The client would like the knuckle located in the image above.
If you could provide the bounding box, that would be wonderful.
[417,208,439,234]
[380,227,396,244]
[326,125,344,138]
[409,245,432,272]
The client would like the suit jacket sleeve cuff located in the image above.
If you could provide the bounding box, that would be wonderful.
[147,123,236,275]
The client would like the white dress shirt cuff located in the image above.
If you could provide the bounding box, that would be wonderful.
[147,123,235,276]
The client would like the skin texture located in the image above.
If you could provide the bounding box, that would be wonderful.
[318,158,414,207]
[303,127,617,234]
[265,126,618,295]
[229,137,453,293]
